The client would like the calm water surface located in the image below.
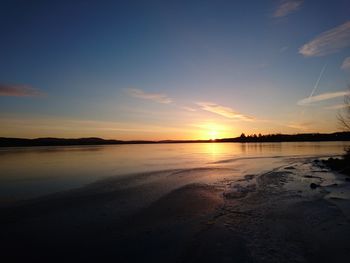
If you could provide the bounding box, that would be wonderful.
[0,142,349,202]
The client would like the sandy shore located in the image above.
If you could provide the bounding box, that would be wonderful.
[1,156,350,262]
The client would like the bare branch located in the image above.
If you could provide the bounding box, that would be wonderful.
[338,87,350,131]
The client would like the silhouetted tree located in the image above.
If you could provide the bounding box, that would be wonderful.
[338,90,350,131]
[337,89,350,161]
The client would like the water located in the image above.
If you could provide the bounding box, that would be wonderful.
[0,141,349,203]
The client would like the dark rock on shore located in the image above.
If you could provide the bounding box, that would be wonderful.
[322,154,350,176]
[310,183,320,189]
[285,166,296,170]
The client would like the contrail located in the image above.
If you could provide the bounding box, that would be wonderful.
[299,63,327,120]
[309,63,327,98]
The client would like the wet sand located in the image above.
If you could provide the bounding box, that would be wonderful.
[1,156,350,262]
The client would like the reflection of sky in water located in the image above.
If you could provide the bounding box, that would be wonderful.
[0,142,349,202]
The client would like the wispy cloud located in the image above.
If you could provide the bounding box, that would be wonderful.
[341,57,350,70]
[196,101,254,121]
[0,84,44,97]
[273,0,303,18]
[125,88,172,104]
[287,121,313,131]
[0,116,188,139]
[298,90,350,105]
[299,21,350,57]
[324,104,349,110]
[182,106,197,112]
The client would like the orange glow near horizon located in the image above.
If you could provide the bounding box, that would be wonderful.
[209,130,218,140]
[0,114,339,141]
[194,122,235,140]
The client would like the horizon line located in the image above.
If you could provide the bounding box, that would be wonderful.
[1,132,350,147]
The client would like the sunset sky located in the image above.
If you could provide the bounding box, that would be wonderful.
[1,0,350,140]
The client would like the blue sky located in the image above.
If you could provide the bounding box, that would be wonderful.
[1,0,350,139]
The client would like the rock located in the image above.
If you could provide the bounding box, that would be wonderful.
[285,166,296,170]
[223,191,247,199]
[310,183,320,189]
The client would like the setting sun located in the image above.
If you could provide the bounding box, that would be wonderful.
[194,123,233,140]
[209,130,218,140]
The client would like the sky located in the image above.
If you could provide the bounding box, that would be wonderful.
[1,0,350,140]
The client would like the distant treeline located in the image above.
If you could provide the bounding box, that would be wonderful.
[1,132,350,147]
[216,132,350,143]
[0,137,150,147]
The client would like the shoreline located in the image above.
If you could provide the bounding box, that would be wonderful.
[1,156,350,262]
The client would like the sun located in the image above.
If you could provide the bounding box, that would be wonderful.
[209,130,218,140]
[195,122,234,140]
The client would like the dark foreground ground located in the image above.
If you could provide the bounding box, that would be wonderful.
[1,157,350,263]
